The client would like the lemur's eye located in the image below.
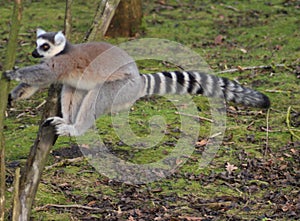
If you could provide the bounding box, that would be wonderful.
[41,43,50,51]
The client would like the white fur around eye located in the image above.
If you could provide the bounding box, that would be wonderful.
[36,38,47,48]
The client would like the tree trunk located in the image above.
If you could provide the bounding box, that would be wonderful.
[84,0,121,42]
[0,1,23,220]
[64,0,73,39]
[14,84,61,221]
[106,0,142,37]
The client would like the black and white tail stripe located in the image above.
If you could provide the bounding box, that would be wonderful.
[141,71,270,108]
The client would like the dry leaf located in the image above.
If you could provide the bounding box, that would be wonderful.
[290,148,297,154]
[196,139,208,147]
[214,35,225,45]
[128,216,136,221]
[225,162,238,174]
[87,200,97,207]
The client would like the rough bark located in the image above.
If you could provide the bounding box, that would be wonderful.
[14,84,61,220]
[106,0,142,37]
[0,1,23,220]
[84,0,121,42]
[11,168,20,220]
[64,0,73,39]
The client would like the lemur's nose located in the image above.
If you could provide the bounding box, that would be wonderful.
[32,49,43,58]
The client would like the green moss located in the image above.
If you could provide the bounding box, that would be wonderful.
[1,0,299,219]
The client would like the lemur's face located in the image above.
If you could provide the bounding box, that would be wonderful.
[32,28,66,59]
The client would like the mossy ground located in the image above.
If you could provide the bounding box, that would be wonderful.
[1,0,299,220]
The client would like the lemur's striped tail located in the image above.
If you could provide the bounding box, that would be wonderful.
[141,71,270,108]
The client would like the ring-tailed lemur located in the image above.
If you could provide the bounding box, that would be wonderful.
[5,29,270,136]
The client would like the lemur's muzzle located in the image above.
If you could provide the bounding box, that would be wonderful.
[32,49,43,58]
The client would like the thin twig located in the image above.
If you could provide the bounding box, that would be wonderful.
[35,100,46,110]
[264,108,270,156]
[45,157,84,171]
[209,132,223,139]
[227,109,264,116]
[175,111,214,123]
[223,5,240,12]
[286,106,300,140]
[216,64,286,74]
[265,89,291,94]
[35,204,106,212]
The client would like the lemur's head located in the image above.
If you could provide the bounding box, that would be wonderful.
[32,28,67,59]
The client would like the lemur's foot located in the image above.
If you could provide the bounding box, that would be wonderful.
[44,117,79,136]
[43,117,65,127]
[46,117,66,125]
[55,124,78,136]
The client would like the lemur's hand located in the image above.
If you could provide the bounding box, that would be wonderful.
[4,66,20,81]
[3,70,12,81]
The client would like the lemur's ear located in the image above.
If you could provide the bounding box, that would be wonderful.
[36,28,46,37]
[54,31,66,45]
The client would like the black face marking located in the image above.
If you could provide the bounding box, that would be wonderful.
[38,32,57,44]
[40,43,50,51]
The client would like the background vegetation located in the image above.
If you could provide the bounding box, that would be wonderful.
[0,0,299,220]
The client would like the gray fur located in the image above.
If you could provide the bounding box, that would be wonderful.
[6,29,270,136]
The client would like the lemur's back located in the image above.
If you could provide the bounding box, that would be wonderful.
[47,42,141,90]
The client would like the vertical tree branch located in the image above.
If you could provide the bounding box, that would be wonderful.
[0,1,23,220]
[12,0,75,217]
[15,84,61,221]
[64,0,73,39]
[84,0,121,42]
[12,168,20,220]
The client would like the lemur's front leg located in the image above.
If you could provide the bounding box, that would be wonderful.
[4,63,58,85]
[9,83,40,100]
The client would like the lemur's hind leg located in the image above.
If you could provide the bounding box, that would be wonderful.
[50,88,103,136]
[49,77,143,136]
[61,85,87,124]
[45,85,87,130]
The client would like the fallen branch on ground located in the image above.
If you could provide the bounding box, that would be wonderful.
[175,112,214,123]
[35,204,106,212]
[265,89,291,94]
[217,64,286,74]
[45,157,85,171]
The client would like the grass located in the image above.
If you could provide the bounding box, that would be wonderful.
[1,0,300,220]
